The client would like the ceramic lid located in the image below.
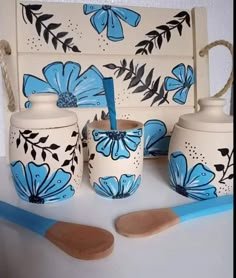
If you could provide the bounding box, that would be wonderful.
[11,94,78,129]
[178,97,233,132]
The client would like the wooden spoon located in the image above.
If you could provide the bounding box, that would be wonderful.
[0,201,114,260]
[115,194,233,238]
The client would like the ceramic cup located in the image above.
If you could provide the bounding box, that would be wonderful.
[87,119,144,199]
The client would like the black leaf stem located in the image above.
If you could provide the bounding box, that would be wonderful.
[114,65,169,104]
[19,131,53,155]
[219,150,234,184]
[20,3,75,52]
[139,17,187,55]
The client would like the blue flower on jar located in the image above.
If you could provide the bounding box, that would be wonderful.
[83,4,141,41]
[94,174,141,199]
[23,61,107,108]
[168,151,217,200]
[92,128,142,160]
[164,63,195,104]
[144,120,170,157]
[10,161,75,204]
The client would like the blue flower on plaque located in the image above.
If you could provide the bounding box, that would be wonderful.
[94,174,141,199]
[168,151,217,200]
[23,61,107,108]
[144,120,170,157]
[164,63,195,105]
[10,161,75,204]
[83,4,141,41]
[92,128,142,160]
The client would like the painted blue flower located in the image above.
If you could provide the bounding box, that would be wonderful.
[164,63,194,104]
[92,128,142,160]
[83,4,141,41]
[23,61,107,108]
[10,161,75,204]
[94,174,141,199]
[144,120,170,157]
[168,151,217,200]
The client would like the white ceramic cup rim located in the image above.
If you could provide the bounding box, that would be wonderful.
[87,119,143,131]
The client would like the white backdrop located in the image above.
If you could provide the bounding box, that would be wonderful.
[0,0,233,157]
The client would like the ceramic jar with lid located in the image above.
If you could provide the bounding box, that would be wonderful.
[168,97,233,201]
[9,93,83,204]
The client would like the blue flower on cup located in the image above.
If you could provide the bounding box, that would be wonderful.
[144,120,170,157]
[23,61,107,108]
[164,63,195,105]
[168,151,217,200]
[92,128,142,160]
[94,174,141,199]
[10,161,75,204]
[83,4,141,41]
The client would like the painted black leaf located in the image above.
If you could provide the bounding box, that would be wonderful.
[174,11,188,18]
[116,67,126,78]
[72,45,81,52]
[156,25,169,32]
[35,19,42,36]
[129,60,134,72]
[43,29,49,43]
[135,40,150,47]
[121,59,127,68]
[23,130,32,135]
[62,159,70,166]
[52,153,59,161]
[16,138,21,148]
[177,24,183,36]
[166,29,171,41]
[25,7,33,23]
[29,133,39,139]
[49,144,60,150]
[152,77,161,92]
[151,94,163,106]
[90,153,95,160]
[42,150,46,161]
[62,43,67,53]
[141,91,155,101]
[37,14,53,22]
[166,20,180,25]
[71,165,75,174]
[82,121,89,139]
[158,97,167,106]
[47,23,61,30]
[148,41,154,53]
[52,37,58,49]
[74,156,78,164]
[64,38,73,45]
[214,164,225,171]
[135,48,148,55]
[157,36,163,49]
[31,149,36,160]
[39,136,49,143]
[146,30,159,37]
[145,68,154,87]
[218,148,229,156]
[129,64,145,88]
[78,144,81,153]
[124,71,133,81]
[89,163,93,169]
[65,145,73,152]
[185,13,191,27]
[28,4,42,10]
[103,63,117,69]
[56,32,68,38]
[24,142,28,154]
[228,174,234,179]
[132,85,147,94]
[72,131,78,137]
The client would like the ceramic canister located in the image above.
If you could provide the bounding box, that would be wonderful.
[9,93,83,204]
[168,97,234,201]
[87,119,144,199]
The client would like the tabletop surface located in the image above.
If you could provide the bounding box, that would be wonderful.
[0,156,233,278]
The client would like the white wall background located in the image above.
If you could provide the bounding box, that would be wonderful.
[0,0,233,157]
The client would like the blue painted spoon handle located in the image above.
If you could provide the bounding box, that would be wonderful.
[0,201,56,236]
[172,194,233,223]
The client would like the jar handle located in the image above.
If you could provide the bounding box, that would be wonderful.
[199,40,233,98]
[0,39,16,112]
